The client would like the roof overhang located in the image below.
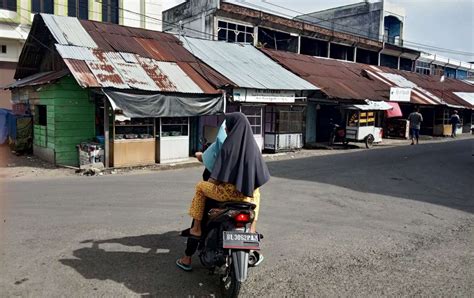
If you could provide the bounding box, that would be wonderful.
[344,99,393,111]
[217,2,383,51]
[5,69,69,89]
[381,43,420,60]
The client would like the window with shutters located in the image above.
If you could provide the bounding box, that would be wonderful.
[31,0,54,14]
[68,0,88,20]
[0,0,17,12]
[217,20,254,44]
[102,0,119,24]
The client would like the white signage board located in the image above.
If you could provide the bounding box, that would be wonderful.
[233,88,296,103]
[390,87,412,102]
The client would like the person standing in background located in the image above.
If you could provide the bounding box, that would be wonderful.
[450,110,461,138]
[407,108,423,145]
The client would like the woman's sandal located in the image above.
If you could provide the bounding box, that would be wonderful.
[176,259,192,271]
[180,228,201,240]
[249,251,264,267]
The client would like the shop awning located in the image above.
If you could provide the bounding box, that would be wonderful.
[385,102,403,118]
[346,100,393,111]
[103,89,224,118]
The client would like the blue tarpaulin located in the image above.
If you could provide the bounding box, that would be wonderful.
[0,109,13,144]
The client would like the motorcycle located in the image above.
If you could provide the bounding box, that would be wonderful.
[329,123,348,146]
[197,199,261,297]
[192,135,262,297]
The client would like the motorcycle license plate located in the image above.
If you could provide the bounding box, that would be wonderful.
[223,231,260,250]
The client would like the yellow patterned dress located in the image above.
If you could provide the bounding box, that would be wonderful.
[188,181,260,221]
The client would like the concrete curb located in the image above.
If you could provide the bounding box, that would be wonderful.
[2,135,472,179]
[94,135,474,176]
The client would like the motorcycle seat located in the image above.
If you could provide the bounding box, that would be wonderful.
[219,201,256,210]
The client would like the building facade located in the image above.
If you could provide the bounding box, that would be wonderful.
[295,1,406,47]
[163,0,420,74]
[415,53,474,80]
[0,0,163,108]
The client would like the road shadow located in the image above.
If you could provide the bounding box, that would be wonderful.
[267,139,474,213]
[60,231,220,297]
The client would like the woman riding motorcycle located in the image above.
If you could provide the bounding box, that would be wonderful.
[176,112,270,271]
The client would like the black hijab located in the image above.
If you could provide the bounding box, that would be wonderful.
[210,112,270,197]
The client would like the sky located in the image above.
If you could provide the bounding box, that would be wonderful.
[163,0,474,62]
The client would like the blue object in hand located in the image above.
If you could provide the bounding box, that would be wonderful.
[202,121,227,172]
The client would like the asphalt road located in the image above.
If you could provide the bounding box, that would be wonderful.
[1,139,473,297]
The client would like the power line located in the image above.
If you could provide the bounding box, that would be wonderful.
[7,0,473,64]
[2,7,218,86]
[242,0,474,57]
[6,0,473,57]
[0,11,55,54]
[91,0,218,39]
[28,3,163,26]
[15,0,218,39]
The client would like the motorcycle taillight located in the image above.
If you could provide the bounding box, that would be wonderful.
[234,213,251,223]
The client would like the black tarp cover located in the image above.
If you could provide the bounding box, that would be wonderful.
[103,89,224,118]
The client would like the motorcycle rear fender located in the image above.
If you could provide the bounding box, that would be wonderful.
[232,250,249,282]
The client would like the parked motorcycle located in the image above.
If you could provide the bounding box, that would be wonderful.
[199,136,212,151]
[329,123,348,146]
[197,199,261,297]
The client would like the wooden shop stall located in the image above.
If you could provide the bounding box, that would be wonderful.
[104,90,223,168]
[111,115,156,167]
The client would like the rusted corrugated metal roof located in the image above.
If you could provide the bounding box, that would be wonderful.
[263,48,474,109]
[106,52,159,91]
[102,33,152,57]
[6,69,70,89]
[17,14,225,94]
[393,70,474,109]
[63,59,100,88]
[86,61,128,89]
[178,62,230,93]
[365,65,474,108]
[77,19,229,90]
[363,67,438,105]
[261,48,388,101]
[56,45,208,92]
[155,61,203,93]
[137,56,178,91]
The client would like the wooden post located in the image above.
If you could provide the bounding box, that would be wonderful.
[104,99,110,168]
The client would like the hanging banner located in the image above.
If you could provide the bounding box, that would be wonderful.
[233,89,296,103]
[390,87,412,102]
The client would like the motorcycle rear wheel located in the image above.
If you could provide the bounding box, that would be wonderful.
[221,266,241,298]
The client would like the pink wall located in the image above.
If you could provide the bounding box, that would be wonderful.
[0,62,16,109]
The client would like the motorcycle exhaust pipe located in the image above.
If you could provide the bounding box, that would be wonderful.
[232,250,249,282]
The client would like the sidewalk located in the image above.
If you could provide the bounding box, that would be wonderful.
[1,134,472,180]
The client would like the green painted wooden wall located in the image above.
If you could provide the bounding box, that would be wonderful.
[34,76,95,166]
